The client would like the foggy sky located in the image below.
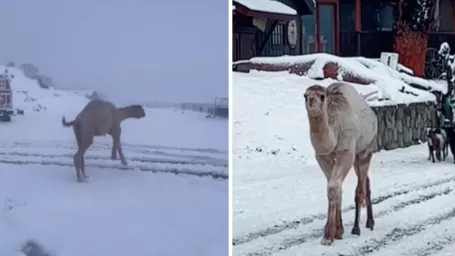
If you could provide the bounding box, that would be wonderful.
[0,0,228,104]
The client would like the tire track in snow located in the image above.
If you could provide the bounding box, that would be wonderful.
[411,236,455,256]
[0,140,228,155]
[0,151,227,168]
[341,206,455,256]
[240,187,454,256]
[232,175,455,246]
[0,142,227,163]
[0,158,228,180]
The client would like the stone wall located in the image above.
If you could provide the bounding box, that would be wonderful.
[372,102,437,152]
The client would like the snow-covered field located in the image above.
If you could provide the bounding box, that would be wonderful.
[0,67,228,256]
[232,70,455,256]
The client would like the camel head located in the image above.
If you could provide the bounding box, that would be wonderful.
[126,104,146,119]
[304,85,327,117]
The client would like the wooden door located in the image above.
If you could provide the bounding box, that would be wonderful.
[239,33,256,61]
[233,33,240,62]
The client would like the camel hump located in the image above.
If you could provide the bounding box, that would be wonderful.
[326,82,358,97]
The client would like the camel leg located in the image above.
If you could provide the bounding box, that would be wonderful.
[117,140,127,166]
[111,143,117,160]
[351,151,372,235]
[321,149,354,246]
[315,155,344,240]
[315,154,335,180]
[335,203,344,240]
[73,125,84,182]
[73,151,83,183]
[75,136,93,182]
[365,176,375,230]
[112,128,127,166]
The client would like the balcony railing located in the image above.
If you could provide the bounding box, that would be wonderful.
[339,31,394,58]
[340,31,455,59]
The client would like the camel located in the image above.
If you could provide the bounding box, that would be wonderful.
[304,82,378,245]
[62,99,146,182]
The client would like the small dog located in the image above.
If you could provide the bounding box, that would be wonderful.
[426,127,449,162]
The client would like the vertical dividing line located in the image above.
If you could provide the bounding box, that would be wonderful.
[228,0,233,255]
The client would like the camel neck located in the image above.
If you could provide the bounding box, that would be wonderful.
[117,107,132,122]
[308,113,336,154]
[309,114,328,134]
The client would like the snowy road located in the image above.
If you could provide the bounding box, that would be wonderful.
[233,144,455,256]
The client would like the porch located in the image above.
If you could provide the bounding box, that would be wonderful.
[304,0,455,78]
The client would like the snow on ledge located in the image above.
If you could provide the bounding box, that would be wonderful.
[234,0,297,16]
[238,54,444,106]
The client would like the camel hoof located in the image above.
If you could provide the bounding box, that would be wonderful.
[335,226,344,239]
[111,155,117,160]
[366,219,375,230]
[121,161,128,166]
[320,237,333,246]
[351,226,361,236]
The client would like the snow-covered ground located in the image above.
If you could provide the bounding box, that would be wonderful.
[232,71,455,256]
[0,66,228,256]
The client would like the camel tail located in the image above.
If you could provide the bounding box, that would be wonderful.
[62,116,76,127]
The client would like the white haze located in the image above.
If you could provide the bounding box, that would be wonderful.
[0,0,228,105]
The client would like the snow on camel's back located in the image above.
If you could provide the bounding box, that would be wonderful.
[62,99,146,183]
[304,82,378,245]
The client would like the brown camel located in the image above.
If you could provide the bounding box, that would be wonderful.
[62,99,146,182]
[304,82,378,245]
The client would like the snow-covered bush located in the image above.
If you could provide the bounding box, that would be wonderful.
[398,0,436,33]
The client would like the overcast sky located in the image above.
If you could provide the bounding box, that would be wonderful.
[0,0,228,104]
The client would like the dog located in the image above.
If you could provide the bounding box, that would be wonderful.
[426,127,449,162]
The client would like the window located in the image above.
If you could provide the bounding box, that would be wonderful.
[271,23,284,46]
[378,3,396,31]
[301,15,317,54]
[340,0,355,32]
[438,0,454,32]
[361,1,396,32]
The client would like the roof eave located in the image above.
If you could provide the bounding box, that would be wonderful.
[298,0,315,15]
[234,3,298,20]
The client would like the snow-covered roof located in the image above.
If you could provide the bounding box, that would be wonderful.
[233,0,297,16]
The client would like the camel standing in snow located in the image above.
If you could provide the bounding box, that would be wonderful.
[303,82,378,245]
[62,99,146,182]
